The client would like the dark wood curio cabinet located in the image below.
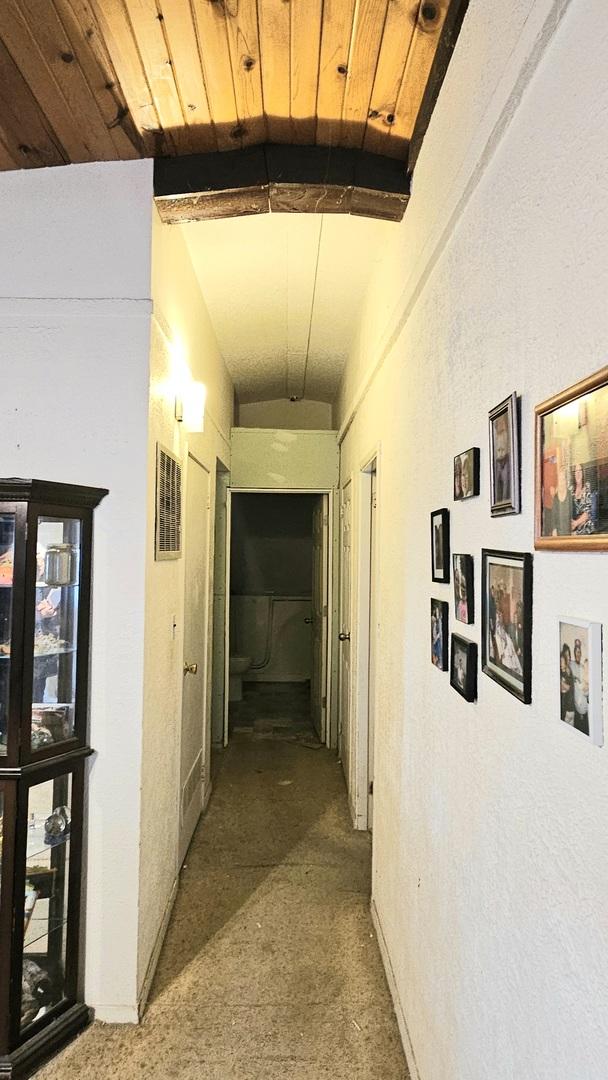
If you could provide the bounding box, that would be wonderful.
[0,479,107,1078]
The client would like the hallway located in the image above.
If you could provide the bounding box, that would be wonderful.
[37,698,408,1080]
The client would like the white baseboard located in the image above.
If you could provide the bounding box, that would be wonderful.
[137,874,179,1020]
[371,898,421,1080]
[91,1003,139,1024]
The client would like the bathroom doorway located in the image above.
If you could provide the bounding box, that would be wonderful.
[225,490,332,746]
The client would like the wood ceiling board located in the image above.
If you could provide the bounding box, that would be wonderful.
[407,0,468,174]
[390,0,449,146]
[156,187,268,223]
[122,0,191,153]
[91,0,163,155]
[341,0,390,150]
[223,0,266,147]
[190,0,241,151]
[363,0,416,156]
[156,0,215,153]
[316,0,356,147]
[0,0,111,163]
[0,36,66,168]
[52,0,142,160]
[290,0,323,145]
[0,134,18,171]
[258,0,292,143]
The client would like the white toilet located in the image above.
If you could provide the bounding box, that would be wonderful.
[229,656,252,702]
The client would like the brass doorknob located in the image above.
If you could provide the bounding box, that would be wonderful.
[183,662,198,675]
[338,632,350,642]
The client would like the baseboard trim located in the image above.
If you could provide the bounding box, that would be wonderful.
[137,874,179,1020]
[91,1003,139,1024]
[371,898,421,1080]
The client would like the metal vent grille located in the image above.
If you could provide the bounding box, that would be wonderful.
[155,444,182,560]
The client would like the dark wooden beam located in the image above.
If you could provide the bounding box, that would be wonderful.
[407,0,470,178]
[154,144,410,224]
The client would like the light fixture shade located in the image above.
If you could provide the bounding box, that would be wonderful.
[183,381,206,432]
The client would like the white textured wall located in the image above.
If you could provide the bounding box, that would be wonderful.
[237,399,333,430]
[336,2,608,1078]
[138,209,233,997]
[0,160,154,1022]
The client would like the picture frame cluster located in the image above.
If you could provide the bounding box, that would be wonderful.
[430,369,607,746]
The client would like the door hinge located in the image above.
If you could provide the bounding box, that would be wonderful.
[372,495,377,509]
[368,780,374,795]
[322,696,327,709]
[323,604,328,617]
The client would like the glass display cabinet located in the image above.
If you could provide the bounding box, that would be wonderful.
[0,479,107,1078]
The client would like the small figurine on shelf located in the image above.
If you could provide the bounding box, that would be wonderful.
[44,806,71,848]
[21,960,53,1027]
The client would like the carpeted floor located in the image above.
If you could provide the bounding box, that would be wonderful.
[36,683,408,1079]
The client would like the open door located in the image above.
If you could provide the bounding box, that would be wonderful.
[339,481,352,772]
[311,495,329,741]
[180,454,210,865]
[223,487,232,747]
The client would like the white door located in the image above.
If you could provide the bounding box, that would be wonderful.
[180,454,210,865]
[339,481,352,770]
[367,469,378,829]
[311,495,329,741]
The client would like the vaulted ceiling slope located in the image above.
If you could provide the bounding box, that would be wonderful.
[0,0,458,174]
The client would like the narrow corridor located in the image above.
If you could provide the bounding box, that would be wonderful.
[37,687,408,1079]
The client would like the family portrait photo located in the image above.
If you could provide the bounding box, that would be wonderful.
[431,599,448,671]
[431,508,450,583]
[454,448,480,501]
[489,393,520,516]
[450,635,477,701]
[453,554,474,624]
[481,549,532,703]
[559,619,603,745]
[536,367,608,549]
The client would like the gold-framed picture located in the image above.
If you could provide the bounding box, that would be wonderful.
[535,366,608,549]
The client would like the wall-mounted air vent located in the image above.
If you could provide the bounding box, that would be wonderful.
[155,444,182,560]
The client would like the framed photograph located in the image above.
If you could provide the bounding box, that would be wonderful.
[454,448,480,500]
[535,365,608,549]
[450,634,477,701]
[453,554,474,624]
[489,393,520,516]
[481,549,532,703]
[559,619,603,745]
[431,509,450,583]
[431,599,449,671]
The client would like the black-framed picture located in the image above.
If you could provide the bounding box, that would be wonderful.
[453,554,474,624]
[489,393,520,516]
[454,448,480,500]
[431,599,449,670]
[559,618,603,745]
[450,634,477,701]
[481,549,532,703]
[431,508,450,583]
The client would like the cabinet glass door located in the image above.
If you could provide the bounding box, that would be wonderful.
[31,518,81,753]
[0,514,15,757]
[21,774,72,1032]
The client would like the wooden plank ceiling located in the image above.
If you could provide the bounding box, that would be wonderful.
[0,0,452,173]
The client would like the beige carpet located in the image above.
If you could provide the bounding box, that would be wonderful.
[36,687,409,1079]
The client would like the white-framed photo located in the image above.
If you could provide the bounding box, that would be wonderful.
[559,618,603,746]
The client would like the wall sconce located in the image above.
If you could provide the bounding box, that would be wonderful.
[176,381,206,433]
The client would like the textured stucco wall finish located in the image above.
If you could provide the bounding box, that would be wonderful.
[336,1,608,1078]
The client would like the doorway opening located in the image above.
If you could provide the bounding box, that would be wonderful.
[210,459,230,771]
[225,491,331,747]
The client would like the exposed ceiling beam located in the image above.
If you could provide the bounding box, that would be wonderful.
[154,143,410,224]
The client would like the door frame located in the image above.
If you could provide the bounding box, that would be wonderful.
[352,444,381,830]
[223,487,334,748]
